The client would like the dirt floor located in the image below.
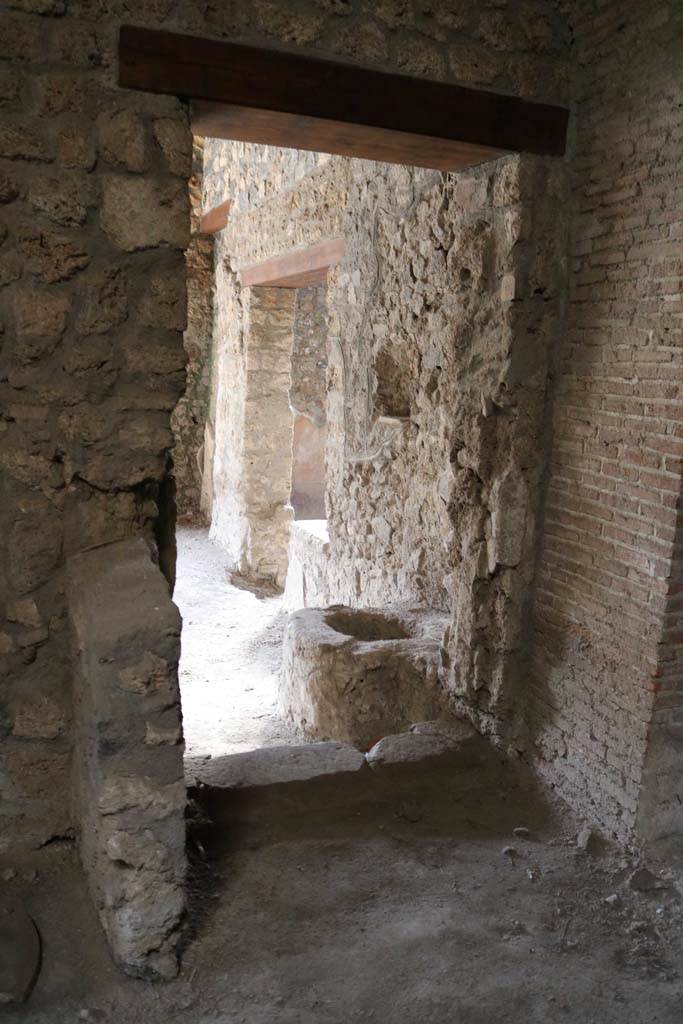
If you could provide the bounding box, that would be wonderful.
[174,526,298,759]
[3,750,682,1024]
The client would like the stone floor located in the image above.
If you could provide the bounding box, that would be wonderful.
[174,526,298,759]
[3,749,683,1024]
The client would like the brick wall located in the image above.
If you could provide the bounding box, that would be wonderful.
[529,0,683,841]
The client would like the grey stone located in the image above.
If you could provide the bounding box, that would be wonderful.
[366,720,476,768]
[628,867,667,893]
[575,827,600,854]
[280,606,449,749]
[488,467,529,571]
[66,538,185,980]
[195,742,365,790]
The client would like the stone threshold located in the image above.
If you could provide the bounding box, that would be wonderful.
[186,718,479,793]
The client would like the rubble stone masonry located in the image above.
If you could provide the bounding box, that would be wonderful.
[1,0,568,856]
[0,0,678,894]
[204,138,568,741]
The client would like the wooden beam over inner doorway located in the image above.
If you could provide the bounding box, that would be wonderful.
[240,238,346,289]
[118,26,569,172]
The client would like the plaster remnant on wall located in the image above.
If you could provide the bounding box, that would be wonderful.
[489,467,529,571]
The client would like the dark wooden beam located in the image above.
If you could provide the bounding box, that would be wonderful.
[118,26,568,171]
[240,238,345,289]
[199,198,232,234]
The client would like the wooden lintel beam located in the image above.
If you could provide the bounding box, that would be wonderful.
[118,27,569,171]
[192,102,503,172]
[240,238,346,289]
[200,198,231,234]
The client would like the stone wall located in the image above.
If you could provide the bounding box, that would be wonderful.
[2,0,674,889]
[67,538,185,980]
[290,284,328,520]
[291,284,328,427]
[171,138,214,523]
[0,10,191,852]
[204,144,568,744]
[528,0,683,843]
[208,276,327,574]
[0,0,596,980]
[241,287,296,585]
[284,521,331,611]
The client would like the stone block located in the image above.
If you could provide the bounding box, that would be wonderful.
[283,520,331,611]
[14,289,69,339]
[56,122,96,170]
[0,748,71,804]
[32,71,89,116]
[100,175,189,252]
[29,176,87,226]
[280,605,448,749]
[194,742,365,790]
[0,121,51,162]
[7,511,62,593]
[137,272,187,330]
[66,537,186,980]
[11,694,66,740]
[153,117,192,177]
[75,267,127,335]
[98,109,147,173]
[20,228,90,283]
[366,719,478,768]
[488,466,529,570]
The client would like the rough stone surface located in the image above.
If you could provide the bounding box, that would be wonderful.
[210,286,296,586]
[171,139,214,522]
[365,719,478,767]
[0,16,191,867]
[100,175,189,252]
[205,143,567,743]
[290,285,328,427]
[194,741,365,789]
[280,605,449,748]
[283,520,331,611]
[0,0,678,908]
[0,0,591,973]
[66,538,186,981]
[290,285,328,520]
[97,109,147,174]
